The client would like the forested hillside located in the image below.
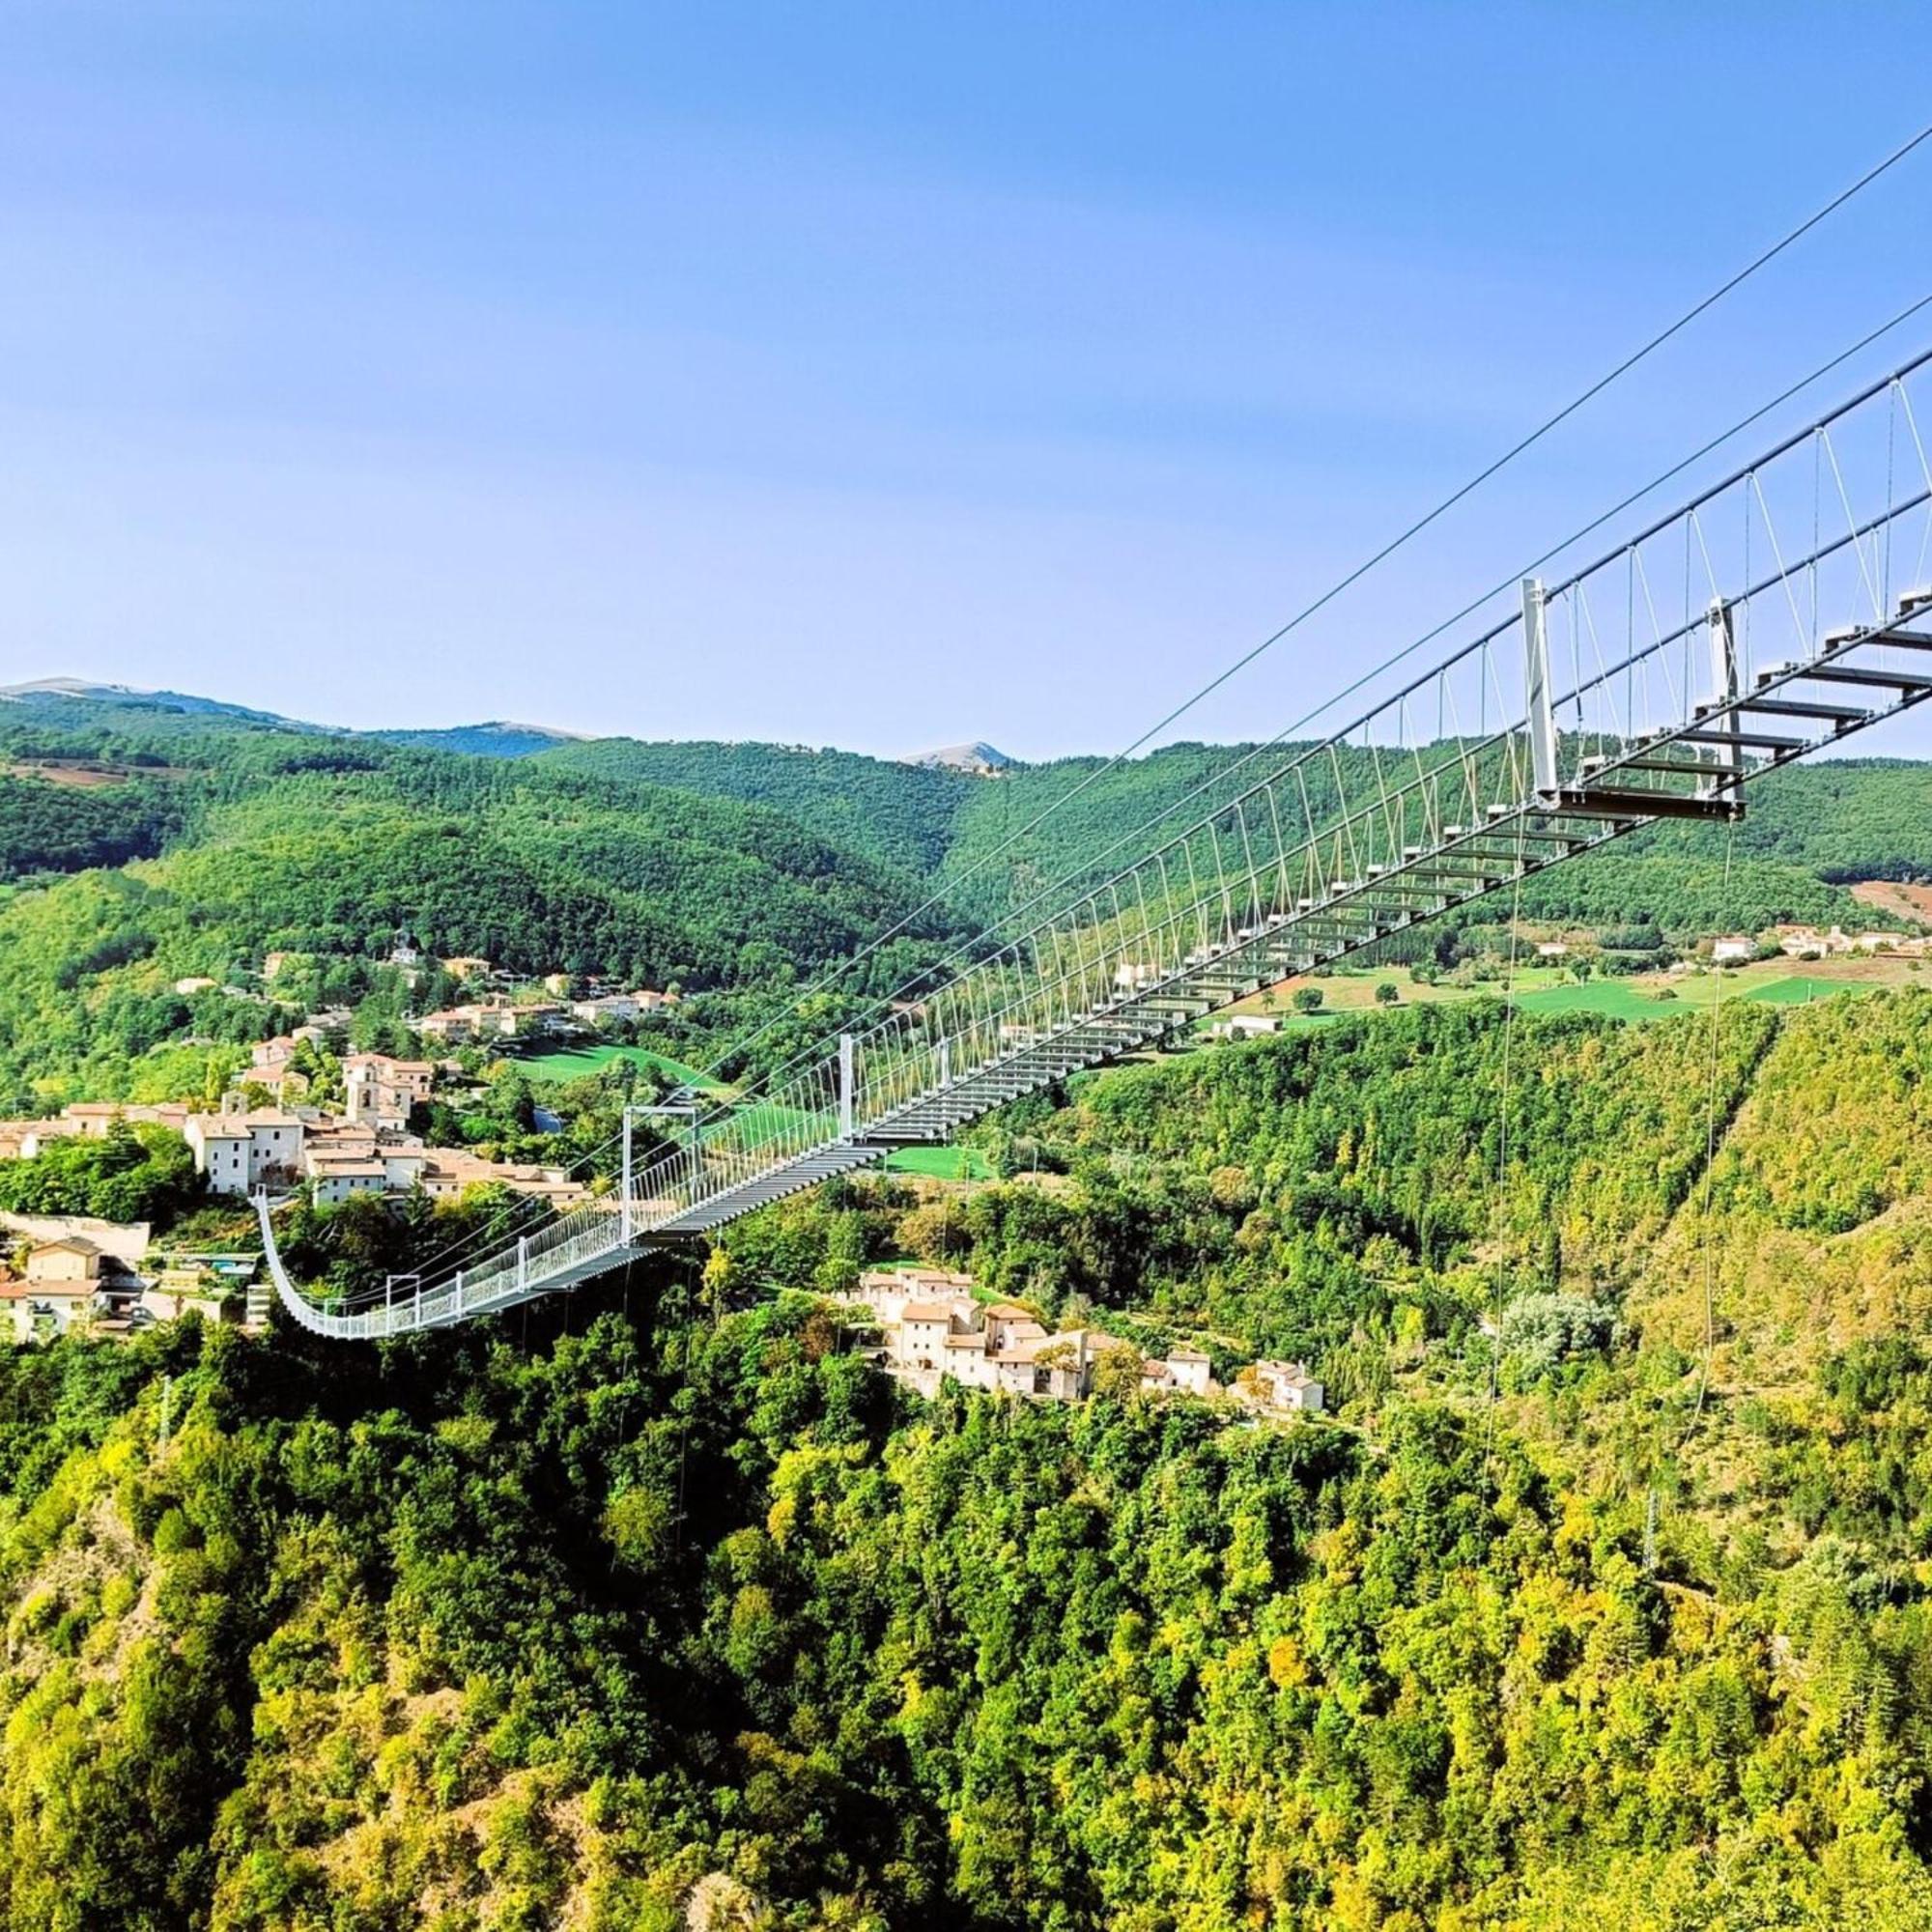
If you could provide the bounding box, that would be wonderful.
[10,682,1927,938]
[0,701,954,1106]
[542,731,1928,935]
[535,737,975,879]
[4,991,1932,1927]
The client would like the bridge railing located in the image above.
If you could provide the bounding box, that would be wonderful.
[271,352,1932,1326]
[623,355,1932,1227]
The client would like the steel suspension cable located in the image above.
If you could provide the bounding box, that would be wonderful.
[685,121,1932,1090]
[737,304,1932,1110]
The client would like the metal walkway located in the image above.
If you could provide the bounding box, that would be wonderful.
[266,355,1932,1339]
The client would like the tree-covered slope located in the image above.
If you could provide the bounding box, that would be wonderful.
[0,712,955,1106]
[534,736,976,879]
[12,989,1932,1926]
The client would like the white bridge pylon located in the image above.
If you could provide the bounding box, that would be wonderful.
[265,355,1932,1339]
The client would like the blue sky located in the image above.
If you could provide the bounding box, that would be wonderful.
[1,3,1928,758]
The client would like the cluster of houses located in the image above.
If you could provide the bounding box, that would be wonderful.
[414,984,680,1045]
[0,1210,265,1345]
[0,1046,589,1214]
[1766,923,1928,960]
[355,943,683,1045]
[186,1046,588,1209]
[844,1268,1324,1416]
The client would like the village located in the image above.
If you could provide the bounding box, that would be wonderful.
[843,1265,1325,1417]
[0,935,690,1344]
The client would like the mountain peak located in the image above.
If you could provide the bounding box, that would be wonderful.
[909,741,1013,775]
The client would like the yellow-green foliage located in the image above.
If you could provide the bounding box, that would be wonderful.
[0,994,1931,1925]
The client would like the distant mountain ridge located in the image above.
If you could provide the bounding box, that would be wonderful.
[5,674,1927,943]
[0,678,583,758]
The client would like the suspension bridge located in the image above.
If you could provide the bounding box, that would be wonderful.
[263,349,1932,1340]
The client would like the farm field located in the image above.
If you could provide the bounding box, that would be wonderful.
[509,1042,724,1090]
[1205,952,1927,1038]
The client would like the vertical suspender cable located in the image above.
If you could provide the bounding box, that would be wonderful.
[1693,818,1739,1419]
[1485,822,1530,1502]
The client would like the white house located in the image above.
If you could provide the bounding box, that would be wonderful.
[185,1110,306,1194]
[942,1330,997,1390]
[897,1299,960,1369]
[1711,935,1755,965]
[306,1157,388,1205]
[1207,1014,1280,1040]
[571,992,646,1026]
[1165,1347,1213,1395]
[982,1301,1044,1354]
[0,1119,77,1160]
[1246,1359,1325,1414]
[989,1339,1049,1397]
[0,1274,100,1342]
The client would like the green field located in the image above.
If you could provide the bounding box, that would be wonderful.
[882,1146,995,1180]
[508,1043,724,1090]
[1513,979,1678,1021]
[1201,954,1922,1044]
[1743,973,1869,1007]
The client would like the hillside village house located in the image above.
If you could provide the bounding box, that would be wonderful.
[0,1266,100,1341]
[571,987,680,1023]
[416,1001,566,1045]
[0,1102,191,1162]
[64,1101,189,1139]
[847,1269,1227,1406]
[0,1213,153,1343]
[1775,923,1925,959]
[1206,1014,1280,1040]
[1241,1359,1325,1414]
[1143,1347,1214,1396]
[186,1110,305,1194]
[416,1005,496,1045]
[0,1118,77,1160]
[571,992,641,1025]
[898,1299,957,1370]
[1711,935,1755,964]
[570,990,657,1025]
